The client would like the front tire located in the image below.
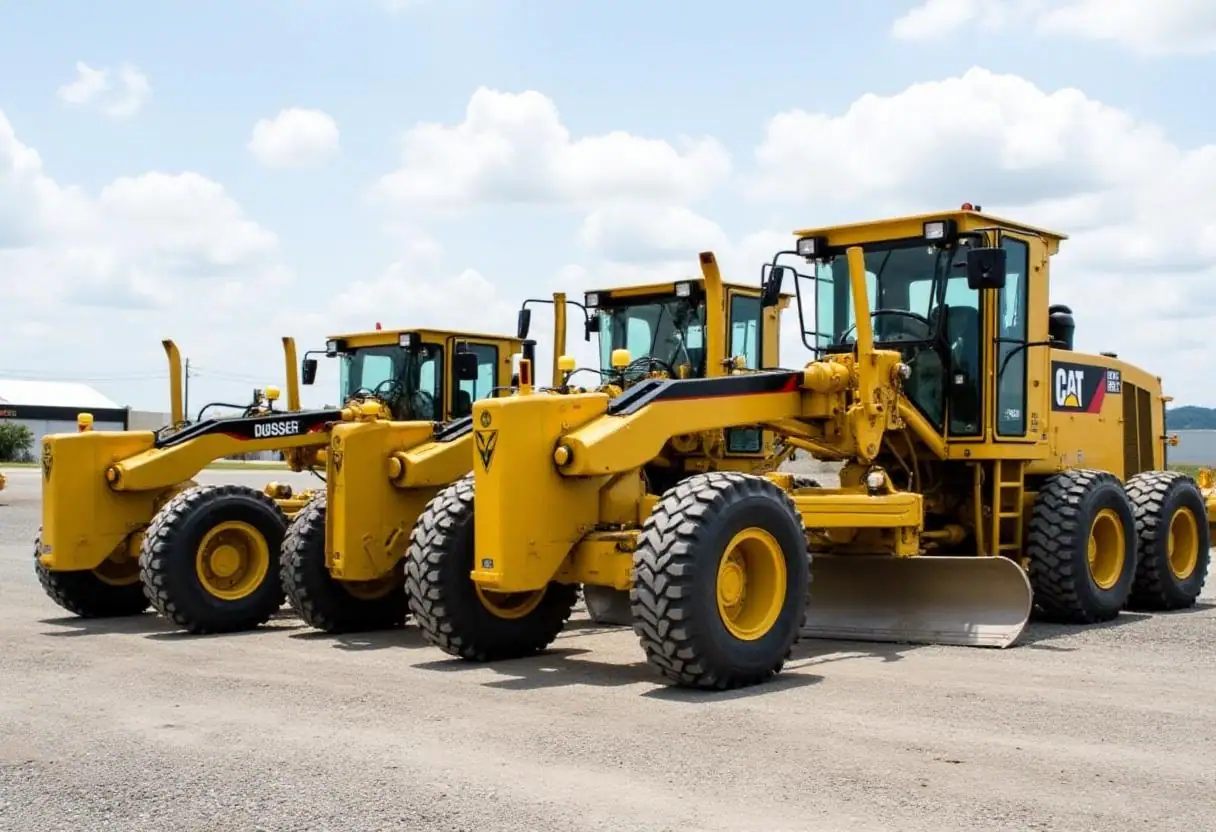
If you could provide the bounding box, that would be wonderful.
[33,532,149,618]
[140,484,288,634]
[1026,469,1137,623]
[1125,470,1210,611]
[405,476,579,661]
[281,495,409,633]
[631,471,810,690]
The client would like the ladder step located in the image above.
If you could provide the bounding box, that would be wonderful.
[998,511,1020,519]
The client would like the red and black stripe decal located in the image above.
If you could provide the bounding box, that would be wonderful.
[607,371,802,417]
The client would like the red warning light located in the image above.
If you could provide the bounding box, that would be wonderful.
[961,203,974,211]
[375,322,382,330]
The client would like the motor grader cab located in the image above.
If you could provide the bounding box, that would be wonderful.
[34,324,523,635]
[399,205,1212,691]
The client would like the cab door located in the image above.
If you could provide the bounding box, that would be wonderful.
[724,288,768,457]
[988,233,1038,444]
[447,340,503,420]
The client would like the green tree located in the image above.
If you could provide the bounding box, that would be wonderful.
[0,422,35,462]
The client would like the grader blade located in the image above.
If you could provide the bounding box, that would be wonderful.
[800,554,1033,648]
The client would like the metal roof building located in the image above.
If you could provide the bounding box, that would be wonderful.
[0,379,130,462]
[0,379,123,410]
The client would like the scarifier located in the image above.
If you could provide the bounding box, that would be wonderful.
[34,322,529,633]
[388,205,1212,690]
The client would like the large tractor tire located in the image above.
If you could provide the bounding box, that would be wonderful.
[1025,468,1137,624]
[405,476,579,661]
[631,471,810,690]
[33,532,149,618]
[281,495,409,633]
[1125,470,1210,611]
[139,484,288,634]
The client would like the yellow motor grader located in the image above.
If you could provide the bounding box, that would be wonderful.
[274,285,755,633]
[383,205,1214,690]
[35,322,527,634]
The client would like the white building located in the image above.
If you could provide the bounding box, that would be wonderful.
[0,379,132,460]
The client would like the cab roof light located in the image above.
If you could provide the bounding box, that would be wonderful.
[796,235,825,259]
[923,218,958,243]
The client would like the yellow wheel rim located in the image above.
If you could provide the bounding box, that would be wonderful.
[92,554,140,587]
[1087,508,1125,590]
[342,572,400,600]
[1167,506,1200,581]
[194,520,271,601]
[715,527,787,641]
[475,585,546,620]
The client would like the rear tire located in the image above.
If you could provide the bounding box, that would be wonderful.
[33,532,149,618]
[1026,469,1137,623]
[405,476,579,661]
[281,495,409,633]
[1125,470,1210,611]
[140,484,288,634]
[631,471,809,690]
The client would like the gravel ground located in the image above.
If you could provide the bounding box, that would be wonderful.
[1,464,1214,832]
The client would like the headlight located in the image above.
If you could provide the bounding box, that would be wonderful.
[325,339,338,354]
[796,236,819,258]
[585,292,599,308]
[399,333,414,348]
[674,281,691,298]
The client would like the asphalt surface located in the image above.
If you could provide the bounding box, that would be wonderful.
[1,465,1214,831]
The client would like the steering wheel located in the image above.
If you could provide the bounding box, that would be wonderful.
[839,310,933,343]
[621,354,676,383]
[409,389,437,420]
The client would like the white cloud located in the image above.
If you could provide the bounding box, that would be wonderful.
[1,107,295,407]
[56,60,151,118]
[891,0,1216,55]
[374,87,731,212]
[247,108,341,168]
[578,206,729,264]
[741,65,1216,404]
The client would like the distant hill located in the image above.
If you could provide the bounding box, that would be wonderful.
[1167,406,1216,430]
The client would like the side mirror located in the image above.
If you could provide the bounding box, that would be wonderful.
[301,358,318,386]
[454,351,479,381]
[966,246,1007,291]
[517,308,532,340]
[585,314,600,340]
[762,265,789,308]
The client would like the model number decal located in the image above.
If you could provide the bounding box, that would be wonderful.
[253,419,301,438]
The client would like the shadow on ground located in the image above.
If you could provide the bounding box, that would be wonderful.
[289,626,430,651]
[413,638,830,702]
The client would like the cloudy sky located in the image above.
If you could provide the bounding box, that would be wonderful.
[2,0,1215,411]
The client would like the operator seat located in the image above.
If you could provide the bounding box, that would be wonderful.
[453,389,473,419]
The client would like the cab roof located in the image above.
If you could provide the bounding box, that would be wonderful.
[325,327,521,346]
[793,207,1069,256]
[588,277,793,300]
